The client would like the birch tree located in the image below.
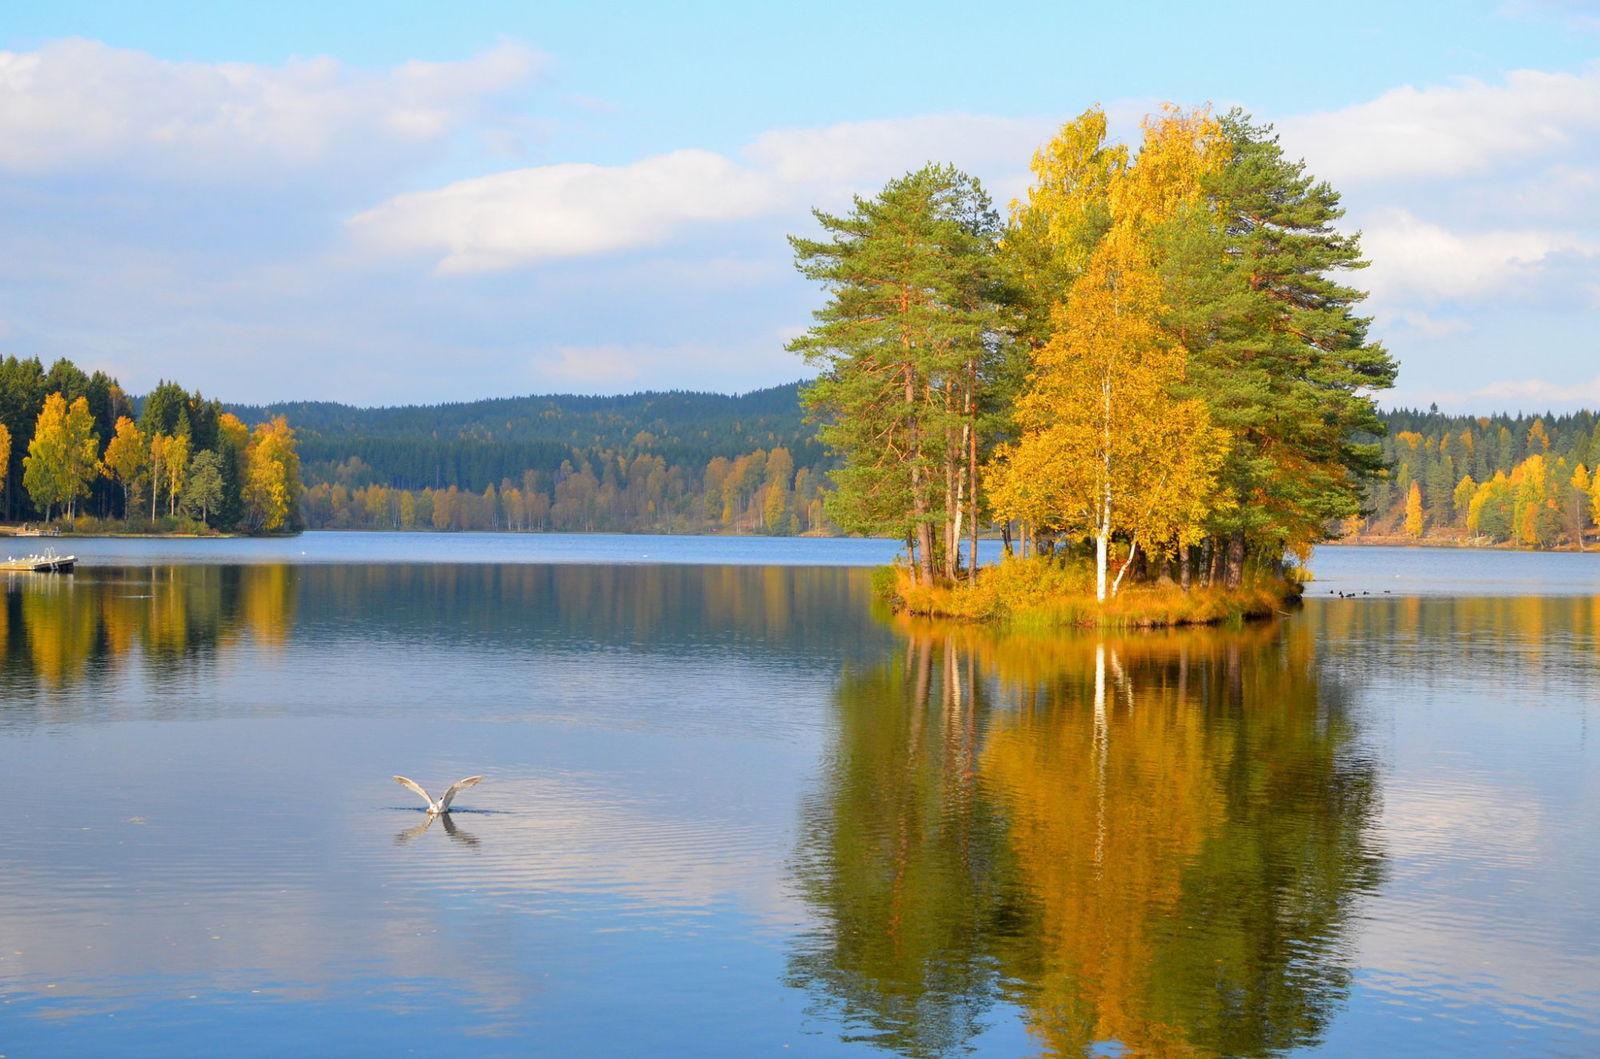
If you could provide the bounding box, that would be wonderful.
[990,110,1230,600]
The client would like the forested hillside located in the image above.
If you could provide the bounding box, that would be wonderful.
[1360,407,1600,547]
[258,383,834,534]
[231,384,820,491]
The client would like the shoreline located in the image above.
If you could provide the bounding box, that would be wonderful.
[1329,535,1593,553]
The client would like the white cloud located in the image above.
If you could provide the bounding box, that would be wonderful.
[348,149,780,272]
[1388,310,1471,340]
[1280,63,1600,185]
[1394,374,1600,412]
[1361,208,1596,302]
[350,112,1062,273]
[0,38,541,180]
[745,112,1049,189]
[528,335,800,394]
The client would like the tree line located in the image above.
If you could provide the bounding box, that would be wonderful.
[1362,407,1600,547]
[790,105,1396,599]
[0,356,304,532]
[237,383,821,493]
[302,445,832,534]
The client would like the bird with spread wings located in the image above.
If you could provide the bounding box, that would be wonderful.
[393,774,482,815]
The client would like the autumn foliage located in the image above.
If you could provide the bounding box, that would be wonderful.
[791,102,1395,615]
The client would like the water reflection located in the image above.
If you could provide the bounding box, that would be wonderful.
[395,812,481,848]
[0,563,887,704]
[0,566,295,693]
[792,619,1385,1057]
[2,564,1596,1052]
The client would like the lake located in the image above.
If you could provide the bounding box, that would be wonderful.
[1,533,1596,1055]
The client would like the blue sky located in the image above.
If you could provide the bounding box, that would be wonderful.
[1,1,1597,408]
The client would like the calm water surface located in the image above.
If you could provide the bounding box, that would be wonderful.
[0,536,1596,1055]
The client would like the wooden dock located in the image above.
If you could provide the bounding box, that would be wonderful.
[0,550,77,573]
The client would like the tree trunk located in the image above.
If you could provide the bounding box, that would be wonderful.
[968,390,979,585]
[905,365,933,584]
[1111,537,1139,597]
[1225,530,1246,589]
[1179,542,1192,591]
[1095,525,1109,602]
[944,380,960,583]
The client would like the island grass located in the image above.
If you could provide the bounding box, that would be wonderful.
[881,555,1302,629]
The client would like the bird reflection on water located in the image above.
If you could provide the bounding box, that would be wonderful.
[395,809,481,848]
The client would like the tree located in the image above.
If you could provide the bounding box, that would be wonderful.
[102,417,148,519]
[242,416,303,532]
[216,413,251,531]
[1592,467,1600,534]
[0,422,9,507]
[1404,482,1424,539]
[22,393,100,521]
[162,431,190,517]
[1452,475,1476,527]
[790,163,1009,582]
[1168,111,1396,581]
[989,108,1231,600]
[184,449,224,525]
[1562,463,1589,549]
[148,434,166,520]
[139,380,190,438]
[763,446,794,533]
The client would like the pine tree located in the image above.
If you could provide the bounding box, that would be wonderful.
[1167,111,1396,580]
[789,164,1009,581]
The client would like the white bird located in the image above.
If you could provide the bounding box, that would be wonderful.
[393,774,482,815]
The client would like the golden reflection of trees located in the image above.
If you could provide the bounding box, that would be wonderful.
[18,578,98,688]
[2,565,298,691]
[982,637,1229,1055]
[793,615,1388,1057]
[240,565,295,648]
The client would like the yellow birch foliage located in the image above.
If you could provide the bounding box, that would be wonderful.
[0,422,9,497]
[1452,474,1476,524]
[243,416,300,532]
[989,108,1231,597]
[1008,106,1129,291]
[102,417,148,511]
[1404,481,1424,538]
[23,392,100,518]
[162,431,190,516]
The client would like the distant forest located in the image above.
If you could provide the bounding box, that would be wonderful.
[233,384,834,534]
[1362,406,1600,548]
[234,381,1599,547]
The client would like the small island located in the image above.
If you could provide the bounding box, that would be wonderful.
[786,107,1388,627]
